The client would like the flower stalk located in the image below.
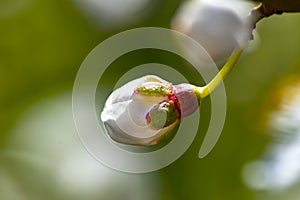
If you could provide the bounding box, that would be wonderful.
[195,47,244,99]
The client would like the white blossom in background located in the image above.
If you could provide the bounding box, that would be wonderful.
[71,0,153,29]
[243,83,300,192]
[0,92,161,200]
[171,0,255,64]
[101,75,199,146]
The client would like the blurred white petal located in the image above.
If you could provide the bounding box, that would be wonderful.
[1,91,161,200]
[172,0,255,64]
[243,83,300,192]
[71,0,153,29]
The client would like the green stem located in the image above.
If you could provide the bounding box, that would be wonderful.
[194,47,244,99]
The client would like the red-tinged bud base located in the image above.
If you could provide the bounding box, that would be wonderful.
[174,84,200,117]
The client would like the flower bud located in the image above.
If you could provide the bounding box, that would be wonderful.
[171,0,253,64]
[101,75,200,146]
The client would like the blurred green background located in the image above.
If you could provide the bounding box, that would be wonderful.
[1,0,300,199]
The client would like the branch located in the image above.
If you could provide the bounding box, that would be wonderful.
[255,0,300,13]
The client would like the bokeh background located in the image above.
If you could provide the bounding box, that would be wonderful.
[1,0,300,199]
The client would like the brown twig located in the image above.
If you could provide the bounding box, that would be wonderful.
[248,2,283,40]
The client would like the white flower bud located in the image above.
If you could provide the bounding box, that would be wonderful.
[101,75,200,146]
[172,0,254,64]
